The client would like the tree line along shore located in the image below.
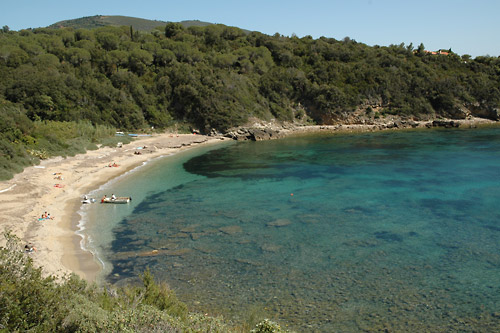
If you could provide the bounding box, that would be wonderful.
[1,22,500,179]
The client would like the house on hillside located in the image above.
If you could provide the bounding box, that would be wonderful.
[422,49,451,55]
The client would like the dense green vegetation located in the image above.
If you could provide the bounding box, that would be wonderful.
[1,20,499,180]
[0,232,285,332]
[0,101,123,180]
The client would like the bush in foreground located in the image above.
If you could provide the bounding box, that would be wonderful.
[251,319,284,332]
[0,232,232,332]
[0,232,289,332]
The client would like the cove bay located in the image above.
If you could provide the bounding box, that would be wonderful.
[81,127,500,331]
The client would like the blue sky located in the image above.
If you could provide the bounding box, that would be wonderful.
[2,0,499,57]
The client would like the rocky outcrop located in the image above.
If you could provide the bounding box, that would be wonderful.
[491,108,500,121]
[470,105,500,121]
[222,114,497,142]
[224,127,286,141]
[447,105,470,119]
[385,120,419,129]
[428,120,460,128]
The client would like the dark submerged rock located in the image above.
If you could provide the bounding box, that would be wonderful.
[374,231,404,242]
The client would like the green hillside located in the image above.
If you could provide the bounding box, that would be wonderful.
[1,21,500,180]
[48,15,214,31]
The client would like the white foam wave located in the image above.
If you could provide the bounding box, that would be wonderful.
[75,154,171,279]
[0,184,16,193]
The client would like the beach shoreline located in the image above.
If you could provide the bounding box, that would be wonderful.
[0,118,498,283]
[262,116,498,137]
[0,133,226,281]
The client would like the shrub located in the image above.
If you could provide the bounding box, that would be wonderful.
[0,232,233,332]
[251,319,285,333]
[124,268,188,319]
[0,232,67,331]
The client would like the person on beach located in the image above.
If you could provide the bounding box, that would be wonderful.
[47,213,53,220]
[25,243,36,252]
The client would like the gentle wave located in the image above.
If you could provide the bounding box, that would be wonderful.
[0,184,16,193]
[75,155,170,277]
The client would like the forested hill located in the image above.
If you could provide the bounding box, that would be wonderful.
[48,15,214,32]
[0,21,500,178]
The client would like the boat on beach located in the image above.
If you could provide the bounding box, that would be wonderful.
[101,196,131,204]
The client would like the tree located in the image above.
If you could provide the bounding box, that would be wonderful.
[154,49,176,67]
[65,48,91,66]
[96,32,120,51]
[74,29,93,41]
[128,49,153,75]
[416,43,425,56]
[165,22,184,39]
[0,46,29,67]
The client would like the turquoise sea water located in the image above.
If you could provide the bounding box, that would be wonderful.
[82,127,500,331]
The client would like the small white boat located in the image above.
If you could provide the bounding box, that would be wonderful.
[101,197,131,204]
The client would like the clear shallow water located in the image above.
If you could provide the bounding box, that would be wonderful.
[85,128,500,331]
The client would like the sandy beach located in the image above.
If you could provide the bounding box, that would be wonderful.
[0,133,225,281]
[0,118,497,283]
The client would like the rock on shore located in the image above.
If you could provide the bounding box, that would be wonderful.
[221,116,497,142]
[224,127,286,141]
